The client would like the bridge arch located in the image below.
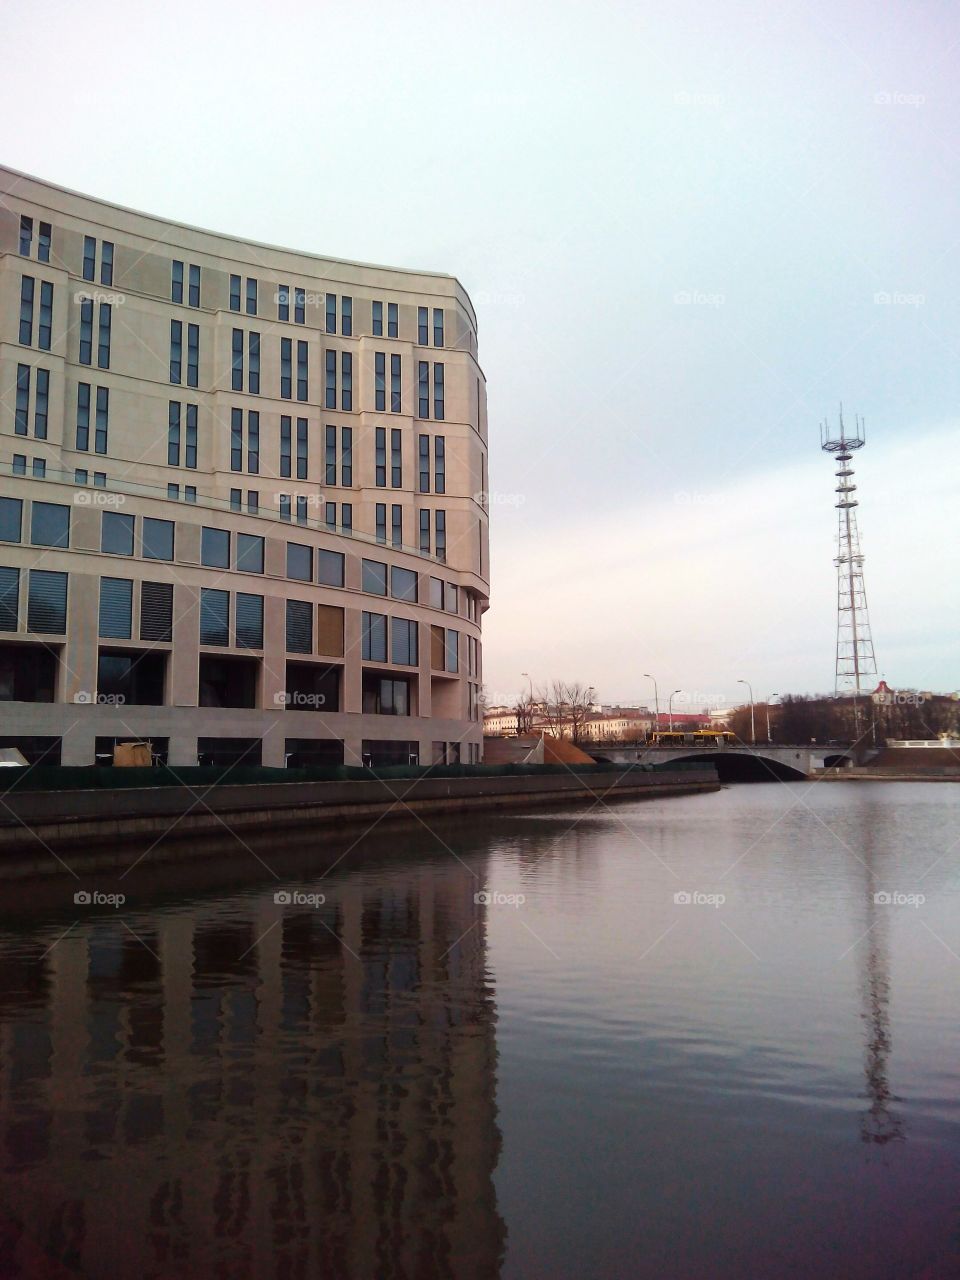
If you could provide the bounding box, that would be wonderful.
[653,751,807,781]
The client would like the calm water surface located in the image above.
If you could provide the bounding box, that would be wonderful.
[1,782,959,1278]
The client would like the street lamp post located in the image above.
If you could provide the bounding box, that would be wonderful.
[668,689,682,732]
[643,673,660,737]
[521,671,533,733]
[738,679,755,745]
[766,693,778,744]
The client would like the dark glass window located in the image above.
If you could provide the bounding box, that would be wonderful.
[31,501,69,548]
[294,287,305,324]
[341,425,352,486]
[297,418,308,480]
[140,581,173,641]
[341,351,351,411]
[247,411,259,474]
[435,509,446,562]
[0,568,18,631]
[199,588,229,646]
[372,299,383,336]
[237,533,264,573]
[170,319,182,383]
[15,365,29,435]
[418,306,428,344]
[361,611,387,662]
[435,435,445,493]
[286,599,313,653]
[231,406,242,472]
[433,363,444,420]
[391,566,418,602]
[297,340,308,401]
[341,296,352,336]
[0,499,22,544]
[287,542,312,581]
[19,215,32,257]
[317,549,344,587]
[143,518,174,561]
[375,352,385,411]
[187,324,199,387]
[201,526,230,568]
[99,576,133,639]
[391,429,402,487]
[185,403,197,467]
[230,274,241,310]
[391,618,418,666]
[376,503,386,544]
[326,293,336,333]
[38,223,51,263]
[418,361,429,418]
[325,349,336,408]
[375,426,386,486]
[76,384,91,450]
[27,569,67,633]
[100,242,114,286]
[418,433,430,491]
[362,559,387,596]
[96,302,110,367]
[246,277,257,315]
[79,298,93,364]
[420,510,431,555]
[102,511,134,556]
[248,331,260,393]
[94,386,109,454]
[83,237,95,282]
[387,302,398,338]
[19,276,34,346]
[433,308,444,346]
[189,264,201,308]
[280,338,292,399]
[34,369,49,439]
[391,504,402,548]
[277,283,290,321]
[172,260,184,302]
[235,592,264,649]
[232,328,243,391]
[390,354,401,413]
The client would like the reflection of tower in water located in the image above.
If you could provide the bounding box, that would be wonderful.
[0,855,506,1279]
[857,817,904,1147]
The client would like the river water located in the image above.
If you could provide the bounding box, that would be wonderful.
[0,781,958,1278]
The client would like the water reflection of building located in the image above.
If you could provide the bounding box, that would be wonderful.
[0,860,505,1278]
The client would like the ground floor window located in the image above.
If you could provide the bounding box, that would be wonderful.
[362,740,419,768]
[0,736,60,766]
[196,737,262,768]
[0,642,57,702]
[94,736,169,766]
[284,738,344,768]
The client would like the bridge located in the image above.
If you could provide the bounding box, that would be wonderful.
[586,743,853,781]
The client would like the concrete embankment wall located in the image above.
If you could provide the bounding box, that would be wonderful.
[0,768,719,876]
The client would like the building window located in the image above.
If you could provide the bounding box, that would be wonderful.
[19,276,34,346]
[279,494,291,522]
[230,274,241,310]
[372,299,383,336]
[391,429,402,487]
[187,324,199,387]
[434,435,445,494]
[324,501,335,529]
[361,611,387,662]
[78,297,93,364]
[418,306,428,345]
[326,293,337,334]
[201,526,230,568]
[376,503,387,544]
[189,264,201,307]
[391,504,402,548]
[32,459,46,479]
[230,488,242,512]
[232,328,243,391]
[185,486,196,502]
[237,533,264,573]
[341,504,352,535]
[297,418,308,480]
[170,320,182,383]
[391,566,418,602]
[435,510,446,562]
[100,242,114,287]
[19,215,32,257]
[31,502,69,548]
[297,340,308,401]
[99,577,133,639]
[246,277,257,315]
[280,416,292,478]
[231,407,242,472]
[28,569,68,634]
[185,404,197,468]
[39,221,51,263]
[433,363,444,420]
[172,260,184,302]
[325,349,336,408]
[287,542,312,582]
[0,567,18,630]
[362,559,387,596]
[38,282,52,352]
[325,425,337,486]
[32,374,47,437]
[341,351,352,410]
[418,433,430,492]
[341,426,352,486]
[286,599,313,653]
[434,308,444,346]
[95,300,111,367]
[419,510,430,555]
[76,384,90,450]
[140,580,173,641]
[247,411,259,473]
[95,387,109,454]
[12,456,27,475]
[390,354,401,412]
[388,302,398,338]
[294,287,305,324]
[75,469,88,485]
[199,588,229,646]
[277,284,289,321]
[235,592,264,649]
[101,511,134,557]
[445,627,459,672]
[83,237,96,282]
[375,352,385,411]
[391,618,418,666]
[317,549,344,587]
[418,361,429,418]
[0,498,22,544]
[248,331,260,393]
[341,296,352,336]
[15,365,29,436]
[143,518,174,561]
[296,495,307,525]
[375,426,386,487]
[362,674,410,716]
[280,338,292,399]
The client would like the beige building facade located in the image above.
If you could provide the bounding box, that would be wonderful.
[0,167,489,767]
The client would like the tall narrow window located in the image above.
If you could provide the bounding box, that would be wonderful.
[391,504,402,548]
[100,242,114,286]
[230,274,241,310]
[418,361,429,418]
[341,426,352,486]
[375,426,386,486]
[38,283,53,352]
[277,283,290,321]
[38,223,51,263]
[434,436,445,494]
[391,429,402,487]
[418,306,428,344]
[435,510,446,563]
[296,418,308,480]
[236,592,264,652]
[374,352,385,411]
[231,407,242,472]
[188,263,201,307]
[231,329,243,391]
[247,411,259,473]
[246,277,257,315]
[170,320,182,383]
[297,340,308,401]
[325,349,336,408]
[341,352,352,410]
[15,366,29,436]
[95,387,109,455]
[433,308,444,346]
[325,293,337,333]
[294,287,305,324]
[390,354,401,413]
[34,370,49,440]
[341,504,352,535]
[79,297,93,364]
[76,384,90,451]
[433,364,444,420]
[280,416,292,478]
[19,276,34,346]
[19,215,32,257]
[375,503,387,544]
[172,260,184,303]
[168,401,181,465]
[99,576,133,639]
[418,434,430,492]
[387,302,398,338]
[96,302,111,368]
[185,403,198,469]
[83,237,96,282]
[324,501,336,529]
[341,296,352,336]
[325,425,337,485]
[200,588,229,646]
[419,510,430,555]
[372,299,383,336]
[248,331,260,393]
[279,494,291,522]
[187,323,199,387]
[280,337,292,398]
[296,495,308,525]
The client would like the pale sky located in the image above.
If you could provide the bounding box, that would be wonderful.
[5,0,958,706]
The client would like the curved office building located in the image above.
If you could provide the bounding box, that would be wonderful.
[0,167,488,768]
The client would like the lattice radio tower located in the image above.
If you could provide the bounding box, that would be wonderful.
[820,407,877,706]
